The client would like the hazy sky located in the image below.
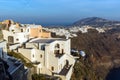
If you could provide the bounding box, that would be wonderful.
[0,0,120,25]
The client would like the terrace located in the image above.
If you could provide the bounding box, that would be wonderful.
[59,65,72,76]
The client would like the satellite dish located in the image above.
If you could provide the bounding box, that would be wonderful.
[79,51,86,57]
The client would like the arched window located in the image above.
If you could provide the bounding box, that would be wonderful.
[55,44,60,48]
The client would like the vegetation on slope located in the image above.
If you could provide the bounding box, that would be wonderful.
[71,29,120,80]
[31,74,61,80]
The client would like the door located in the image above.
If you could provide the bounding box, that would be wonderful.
[8,36,14,43]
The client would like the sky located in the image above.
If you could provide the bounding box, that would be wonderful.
[0,0,120,25]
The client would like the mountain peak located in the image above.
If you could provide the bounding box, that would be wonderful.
[73,17,120,27]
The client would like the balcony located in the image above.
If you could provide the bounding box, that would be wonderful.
[55,53,64,58]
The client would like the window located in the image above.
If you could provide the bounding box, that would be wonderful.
[41,45,45,50]
[33,54,34,58]
[66,60,69,67]
[27,29,29,32]
[16,39,19,41]
[39,68,40,74]
[51,66,54,71]
[12,29,14,32]
[21,29,23,32]
[62,49,64,54]
[40,55,42,58]
[39,30,41,32]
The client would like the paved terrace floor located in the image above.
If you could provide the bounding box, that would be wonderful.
[59,65,72,76]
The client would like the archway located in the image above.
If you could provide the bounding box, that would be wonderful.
[54,43,60,55]
[65,60,69,68]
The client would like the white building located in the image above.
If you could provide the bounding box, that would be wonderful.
[2,24,29,50]
[18,38,75,80]
[95,28,105,33]
[2,27,29,44]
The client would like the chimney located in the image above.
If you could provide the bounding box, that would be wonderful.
[65,33,69,39]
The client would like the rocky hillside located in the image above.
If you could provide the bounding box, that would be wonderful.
[73,17,120,27]
[71,29,120,80]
